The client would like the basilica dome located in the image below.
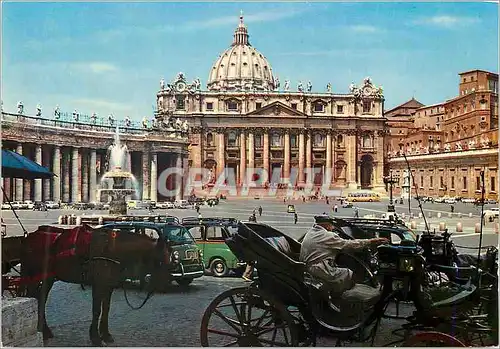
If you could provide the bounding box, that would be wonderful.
[207,14,275,91]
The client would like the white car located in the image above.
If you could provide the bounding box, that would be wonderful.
[462,198,475,204]
[434,197,445,203]
[24,201,34,209]
[485,207,499,219]
[45,201,60,209]
[174,200,191,209]
[444,198,456,204]
[155,202,168,209]
[165,201,175,209]
[1,203,11,210]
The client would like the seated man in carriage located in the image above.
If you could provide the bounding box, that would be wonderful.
[300,216,388,300]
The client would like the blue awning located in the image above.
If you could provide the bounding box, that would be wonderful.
[1,149,55,179]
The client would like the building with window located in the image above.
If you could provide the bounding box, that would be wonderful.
[386,69,499,200]
[156,14,386,192]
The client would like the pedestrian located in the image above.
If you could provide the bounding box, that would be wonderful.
[334,204,338,213]
[196,204,200,213]
[258,206,262,217]
[354,206,359,218]
[326,197,329,205]
[450,205,454,213]
[249,213,257,222]
[294,212,298,224]
[302,196,306,203]
[198,212,203,224]
[242,261,254,282]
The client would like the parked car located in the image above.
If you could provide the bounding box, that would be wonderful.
[182,218,245,277]
[44,201,60,209]
[156,202,169,209]
[434,197,446,203]
[484,207,499,221]
[1,203,11,210]
[462,198,476,204]
[165,201,175,209]
[33,201,47,211]
[24,201,34,210]
[444,197,457,204]
[174,199,191,209]
[100,221,204,287]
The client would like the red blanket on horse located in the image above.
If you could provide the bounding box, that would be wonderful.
[26,225,93,262]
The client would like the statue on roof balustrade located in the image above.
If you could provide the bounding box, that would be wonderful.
[108,114,115,125]
[17,101,24,115]
[307,81,312,92]
[36,104,42,117]
[73,109,79,122]
[91,112,97,124]
[297,81,304,92]
[142,116,148,129]
[54,105,61,119]
[284,79,290,91]
[274,76,280,91]
[326,82,332,93]
[125,116,131,128]
[160,78,165,90]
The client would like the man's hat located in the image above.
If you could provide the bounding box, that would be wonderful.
[314,215,334,224]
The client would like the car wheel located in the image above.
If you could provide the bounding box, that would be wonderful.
[175,278,193,286]
[210,258,228,277]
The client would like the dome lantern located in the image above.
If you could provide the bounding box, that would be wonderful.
[232,11,250,46]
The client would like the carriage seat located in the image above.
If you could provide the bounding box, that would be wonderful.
[264,236,300,261]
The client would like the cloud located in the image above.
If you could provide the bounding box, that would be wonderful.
[411,15,480,28]
[71,62,119,74]
[348,25,381,33]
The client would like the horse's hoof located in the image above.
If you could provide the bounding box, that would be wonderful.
[42,328,54,339]
[101,333,115,344]
[90,338,104,347]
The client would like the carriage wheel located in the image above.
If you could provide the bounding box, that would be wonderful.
[403,331,467,347]
[200,286,298,347]
[287,306,317,346]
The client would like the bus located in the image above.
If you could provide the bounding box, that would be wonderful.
[347,191,381,202]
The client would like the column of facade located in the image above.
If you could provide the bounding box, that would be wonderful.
[298,131,305,184]
[331,134,336,184]
[283,130,290,183]
[326,132,332,186]
[71,147,80,202]
[263,132,269,184]
[34,145,42,202]
[150,153,158,202]
[217,131,226,179]
[239,131,246,185]
[373,131,386,192]
[15,144,24,201]
[142,152,150,200]
[81,151,89,202]
[42,146,51,201]
[175,154,183,201]
[346,133,358,189]
[89,150,97,203]
[23,146,32,201]
[306,130,312,184]
[62,149,70,202]
[3,178,12,202]
[53,147,61,203]
[248,132,255,170]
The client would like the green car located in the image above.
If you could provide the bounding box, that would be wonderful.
[102,221,204,286]
[182,218,245,277]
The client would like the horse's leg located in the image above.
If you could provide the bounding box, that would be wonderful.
[38,277,55,339]
[89,284,103,346]
[99,287,114,344]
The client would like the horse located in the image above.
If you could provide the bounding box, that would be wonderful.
[20,224,168,346]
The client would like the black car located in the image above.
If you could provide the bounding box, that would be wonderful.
[33,201,47,211]
[101,221,204,287]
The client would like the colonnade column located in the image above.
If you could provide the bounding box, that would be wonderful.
[53,147,61,203]
[248,132,255,170]
[284,130,290,183]
[326,132,332,186]
[346,133,358,189]
[142,152,150,200]
[217,131,226,179]
[89,150,97,203]
[175,154,183,201]
[62,149,70,202]
[15,144,23,201]
[71,147,80,202]
[298,131,305,184]
[82,151,89,202]
[306,130,312,184]
[150,153,157,202]
[263,132,269,184]
[239,131,246,185]
[23,146,31,201]
[42,146,51,201]
[34,145,42,202]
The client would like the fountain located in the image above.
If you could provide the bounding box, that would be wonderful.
[97,127,138,215]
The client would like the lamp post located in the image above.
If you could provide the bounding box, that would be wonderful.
[384,172,399,213]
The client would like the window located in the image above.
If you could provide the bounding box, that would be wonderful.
[143,228,161,240]
[291,103,297,110]
[451,177,455,189]
[492,177,496,192]
[430,176,433,188]
[476,177,481,191]
[206,226,224,240]
[314,103,324,112]
[337,135,343,147]
[206,102,214,111]
[363,101,371,113]
[463,176,467,190]
[227,100,238,111]
[227,132,237,147]
[271,133,281,147]
[290,134,297,148]
[255,135,263,148]
[176,96,185,110]
[256,102,262,109]
[164,226,195,244]
[463,104,467,113]
[440,176,444,188]
[362,135,372,148]
[420,176,424,188]
[188,226,203,240]
[337,105,344,114]
[206,133,214,147]
[314,133,324,147]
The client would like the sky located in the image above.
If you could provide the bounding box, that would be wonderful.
[1,2,498,120]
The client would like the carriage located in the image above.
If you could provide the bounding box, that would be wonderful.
[200,222,498,346]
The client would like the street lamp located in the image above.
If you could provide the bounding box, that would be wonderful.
[384,172,400,213]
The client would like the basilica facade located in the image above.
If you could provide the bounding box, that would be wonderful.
[155,14,387,192]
